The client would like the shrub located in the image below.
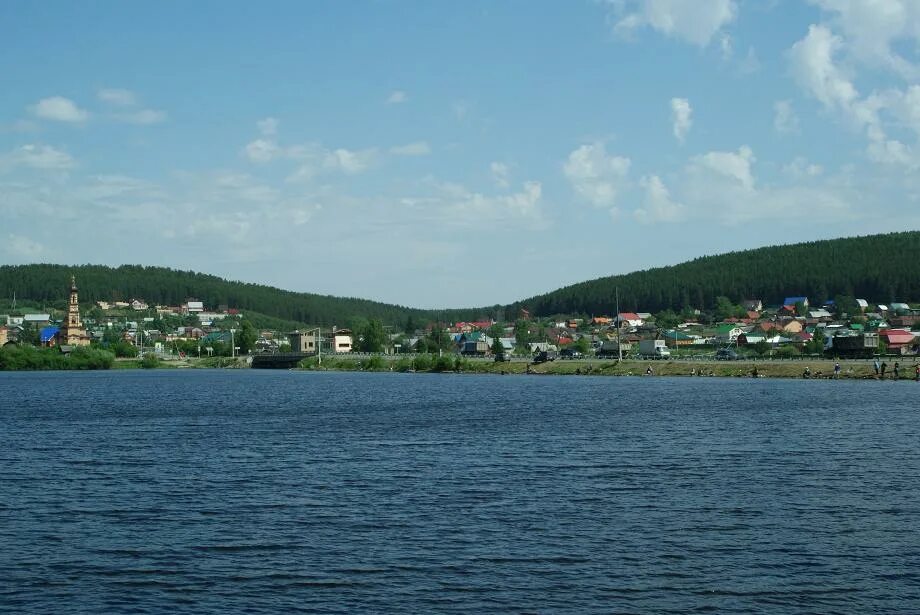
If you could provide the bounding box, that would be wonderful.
[141,353,160,369]
[362,355,386,371]
[774,345,800,359]
[432,356,454,372]
[412,354,433,371]
[393,358,414,372]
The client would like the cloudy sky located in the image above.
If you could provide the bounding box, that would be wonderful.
[3,1,920,308]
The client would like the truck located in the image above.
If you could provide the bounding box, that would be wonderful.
[461,340,489,356]
[532,350,558,363]
[596,340,631,358]
[638,339,671,359]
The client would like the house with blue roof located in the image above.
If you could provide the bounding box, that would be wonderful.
[40,326,60,347]
[783,296,809,308]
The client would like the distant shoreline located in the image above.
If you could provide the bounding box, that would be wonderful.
[4,356,919,381]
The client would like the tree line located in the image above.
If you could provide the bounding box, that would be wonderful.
[508,231,920,317]
[2,231,919,327]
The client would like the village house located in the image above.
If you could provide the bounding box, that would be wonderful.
[878,329,917,355]
[332,328,353,353]
[288,330,320,353]
[742,299,763,312]
[783,296,809,309]
[0,325,7,346]
[714,324,745,344]
[616,312,644,328]
[182,299,205,314]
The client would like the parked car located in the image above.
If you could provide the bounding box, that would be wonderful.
[559,348,583,359]
[494,352,511,363]
[715,348,741,360]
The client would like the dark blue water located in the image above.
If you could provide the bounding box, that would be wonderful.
[1,370,919,613]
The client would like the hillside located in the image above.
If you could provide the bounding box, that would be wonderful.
[2,232,919,326]
[0,264,485,328]
[510,231,920,316]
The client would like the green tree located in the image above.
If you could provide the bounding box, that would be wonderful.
[359,319,387,352]
[514,319,532,348]
[654,309,681,330]
[574,336,591,354]
[487,323,504,340]
[491,337,504,355]
[237,320,257,355]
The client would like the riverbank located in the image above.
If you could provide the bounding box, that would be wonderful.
[295,356,920,381]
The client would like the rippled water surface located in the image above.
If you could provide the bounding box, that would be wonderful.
[2,370,920,613]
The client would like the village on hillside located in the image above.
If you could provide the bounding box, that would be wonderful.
[2,278,919,361]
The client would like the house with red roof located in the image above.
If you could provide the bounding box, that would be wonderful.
[879,329,917,355]
[616,312,644,327]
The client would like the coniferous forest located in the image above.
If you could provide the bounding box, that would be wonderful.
[508,231,920,316]
[1,231,919,326]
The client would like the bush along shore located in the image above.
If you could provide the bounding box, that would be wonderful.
[295,355,920,380]
[0,345,115,370]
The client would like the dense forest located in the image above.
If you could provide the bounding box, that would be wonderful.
[0,264,489,327]
[2,232,919,326]
[510,231,920,316]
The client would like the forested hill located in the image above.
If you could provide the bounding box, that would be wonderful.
[3,232,919,325]
[508,231,920,316]
[0,264,486,327]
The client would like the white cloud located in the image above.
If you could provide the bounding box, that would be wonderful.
[612,0,737,46]
[418,179,544,224]
[670,97,692,142]
[720,34,733,60]
[681,145,854,224]
[782,156,824,178]
[257,117,279,136]
[243,139,281,164]
[1,144,75,170]
[114,109,167,125]
[387,90,408,104]
[789,24,858,112]
[690,145,755,189]
[29,96,89,123]
[773,100,800,134]
[810,0,920,79]
[633,175,685,223]
[97,88,137,106]
[323,148,377,174]
[490,162,510,188]
[563,142,631,210]
[788,21,920,168]
[389,141,431,156]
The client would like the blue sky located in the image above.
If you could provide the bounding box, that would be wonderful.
[3,1,920,308]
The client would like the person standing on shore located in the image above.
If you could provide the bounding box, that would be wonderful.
[834,361,841,379]
[894,362,900,380]
[915,364,919,382]
[881,361,888,379]
[874,358,881,377]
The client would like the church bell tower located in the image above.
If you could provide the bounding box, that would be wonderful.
[58,275,90,346]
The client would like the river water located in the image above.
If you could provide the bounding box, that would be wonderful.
[1,370,919,613]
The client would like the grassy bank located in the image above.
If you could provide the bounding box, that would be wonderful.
[295,355,919,380]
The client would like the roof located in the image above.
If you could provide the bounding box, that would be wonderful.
[663,330,692,340]
[783,297,808,306]
[879,329,915,344]
[618,312,641,321]
[40,326,59,343]
[24,313,51,321]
